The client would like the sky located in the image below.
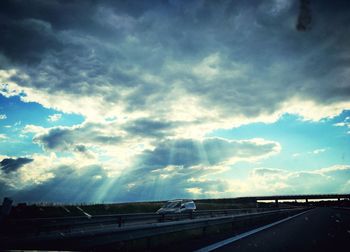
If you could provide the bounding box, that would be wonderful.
[0,0,350,203]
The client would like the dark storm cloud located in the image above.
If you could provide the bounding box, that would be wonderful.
[296,0,312,31]
[1,0,350,118]
[32,124,121,151]
[74,144,88,153]
[123,118,176,138]
[0,17,62,65]
[0,0,103,65]
[0,157,33,173]
[139,138,279,168]
[0,0,169,64]
[35,127,72,150]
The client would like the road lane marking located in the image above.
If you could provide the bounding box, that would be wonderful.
[195,209,314,252]
[76,206,92,218]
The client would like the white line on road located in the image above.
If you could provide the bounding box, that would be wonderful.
[195,209,314,252]
[76,206,92,218]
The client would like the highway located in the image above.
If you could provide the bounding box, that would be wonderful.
[1,206,349,251]
[0,208,305,250]
[196,207,350,252]
[1,207,280,235]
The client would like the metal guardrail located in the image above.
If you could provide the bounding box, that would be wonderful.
[0,207,310,250]
[2,207,292,234]
[239,193,350,201]
[333,206,350,210]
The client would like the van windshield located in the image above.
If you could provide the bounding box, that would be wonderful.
[163,201,181,208]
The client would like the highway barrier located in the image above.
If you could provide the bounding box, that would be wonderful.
[0,207,310,250]
[1,206,292,234]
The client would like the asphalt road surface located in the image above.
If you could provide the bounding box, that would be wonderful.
[206,207,350,252]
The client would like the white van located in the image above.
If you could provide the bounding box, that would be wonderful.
[156,199,196,214]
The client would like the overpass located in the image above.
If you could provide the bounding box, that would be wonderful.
[235,193,350,205]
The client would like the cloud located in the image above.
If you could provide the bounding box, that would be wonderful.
[1,0,350,202]
[111,163,350,200]
[122,118,176,138]
[311,148,327,154]
[228,165,350,196]
[0,152,121,202]
[251,167,286,177]
[1,155,349,202]
[333,116,350,133]
[108,164,232,201]
[138,137,280,168]
[14,164,111,203]
[24,122,122,152]
[47,113,61,122]
[293,148,328,157]
[0,157,33,173]
[0,136,280,202]
[108,137,280,200]
[73,144,96,159]
[0,114,7,120]
[0,0,349,129]
[0,164,110,203]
